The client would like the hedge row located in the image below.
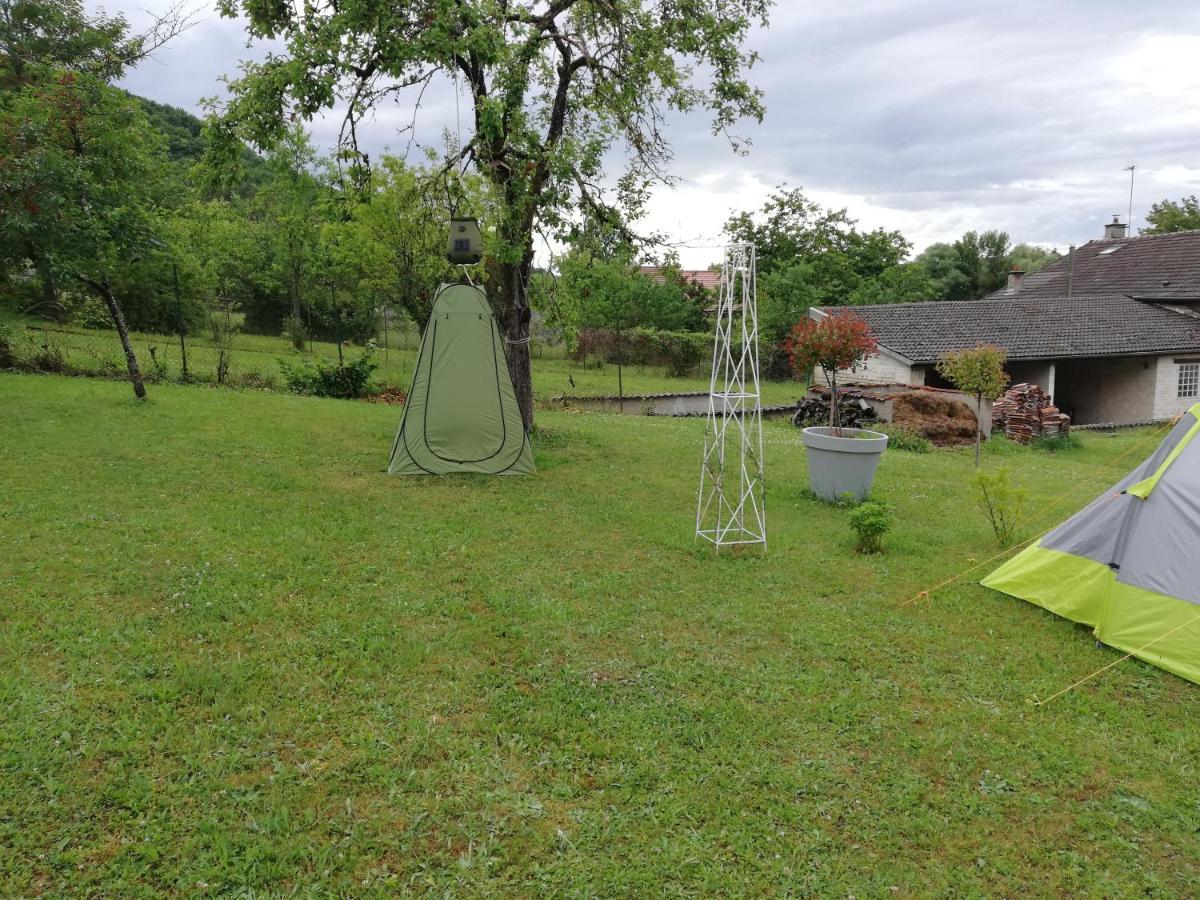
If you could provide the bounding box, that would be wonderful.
[570,328,714,376]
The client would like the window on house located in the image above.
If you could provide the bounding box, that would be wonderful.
[1180,363,1200,399]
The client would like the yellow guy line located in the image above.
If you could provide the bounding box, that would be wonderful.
[904,418,1183,608]
[1030,611,1200,706]
[899,528,1051,607]
[982,418,1177,553]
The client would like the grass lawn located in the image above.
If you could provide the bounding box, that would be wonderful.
[3,372,1199,895]
[2,314,804,406]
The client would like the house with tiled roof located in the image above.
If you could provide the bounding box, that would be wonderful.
[810,220,1200,425]
[638,265,723,292]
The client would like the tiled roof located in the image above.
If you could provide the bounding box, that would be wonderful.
[638,266,723,290]
[825,295,1200,364]
[990,230,1200,300]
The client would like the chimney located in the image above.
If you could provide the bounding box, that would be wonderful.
[1006,266,1025,293]
[1104,215,1128,239]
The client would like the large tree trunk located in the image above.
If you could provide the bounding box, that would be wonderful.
[496,256,534,431]
[96,279,146,400]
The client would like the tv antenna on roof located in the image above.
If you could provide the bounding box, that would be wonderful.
[1124,164,1136,234]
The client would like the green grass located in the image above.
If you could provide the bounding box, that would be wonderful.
[2,314,804,406]
[2,372,1199,895]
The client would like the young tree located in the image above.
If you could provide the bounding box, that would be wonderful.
[784,311,878,434]
[0,71,173,397]
[936,343,1010,468]
[210,0,772,429]
[254,126,323,346]
[1144,196,1200,234]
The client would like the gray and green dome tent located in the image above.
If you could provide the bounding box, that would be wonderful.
[983,403,1200,684]
[388,283,535,476]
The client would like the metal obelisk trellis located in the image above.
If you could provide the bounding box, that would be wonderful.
[696,244,766,550]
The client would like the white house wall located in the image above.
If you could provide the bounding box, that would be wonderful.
[1154,355,1200,420]
[1007,361,1057,399]
[1055,357,1158,425]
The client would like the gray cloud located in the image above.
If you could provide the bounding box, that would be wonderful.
[103,1,1200,263]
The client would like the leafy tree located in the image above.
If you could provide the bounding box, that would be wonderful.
[1008,243,1060,276]
[1144,196,1200,234]
[847,261,934,306]
[353,156,491,333]
[917,230,1011,301]
[1,0,188,316]
[784,311,878,433]
[250,125,324,343]
[725,187,911,310]
[311,215,378,352]
[935,343,1009,467]
[559,254,701,336]
[0,0,179,87]
[211,0,772,429]
[757,262,822,346]
[0,71,173,397]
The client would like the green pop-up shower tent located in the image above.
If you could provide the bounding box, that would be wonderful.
[388,282,535,476]
[983,404,1200,684]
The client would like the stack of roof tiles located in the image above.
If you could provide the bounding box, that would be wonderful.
[992,383,1071,443]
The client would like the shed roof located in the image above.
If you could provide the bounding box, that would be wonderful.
[823,295,1200,364]
[991,230,1200,301]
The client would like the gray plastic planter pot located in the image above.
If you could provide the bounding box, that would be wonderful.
[801,426,889,502]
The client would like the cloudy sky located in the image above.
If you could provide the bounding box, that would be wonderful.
[108,0,1200,267]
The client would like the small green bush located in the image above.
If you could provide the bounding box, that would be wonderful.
[31,340,67,373]
[972,466,1027,545]
[282,315,308,351]
[279,350,377,399]
[850,501,893,554]
[69,296,113,330]
[0,323,14,368]
[876,423,932,453]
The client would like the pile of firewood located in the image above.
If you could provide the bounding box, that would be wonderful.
[992,383,1070,443]
[792,390,880,430]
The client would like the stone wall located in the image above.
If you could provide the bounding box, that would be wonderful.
[1055,357,1158,425]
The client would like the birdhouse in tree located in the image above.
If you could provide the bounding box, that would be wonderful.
[447,217,483,265]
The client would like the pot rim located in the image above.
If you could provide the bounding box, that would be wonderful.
[801,426,890,453]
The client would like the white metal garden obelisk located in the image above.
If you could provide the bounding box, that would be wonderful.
[696,244,766,550]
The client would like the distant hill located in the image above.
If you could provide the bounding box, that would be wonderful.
[136,95,207,163]
[129,93,270,191]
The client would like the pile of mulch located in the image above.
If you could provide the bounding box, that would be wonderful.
[891,391,979,447]
[364,387,407,405]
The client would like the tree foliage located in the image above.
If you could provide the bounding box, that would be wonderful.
[726,187,912,336]
[0,68,175,395]
[935,343,1009,467]
[210,0,773,428]
[916,230,1010,301]
[1144,196,1200,235]
[784,310,878,431]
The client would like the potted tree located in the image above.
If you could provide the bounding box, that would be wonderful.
[786,310,889,501]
